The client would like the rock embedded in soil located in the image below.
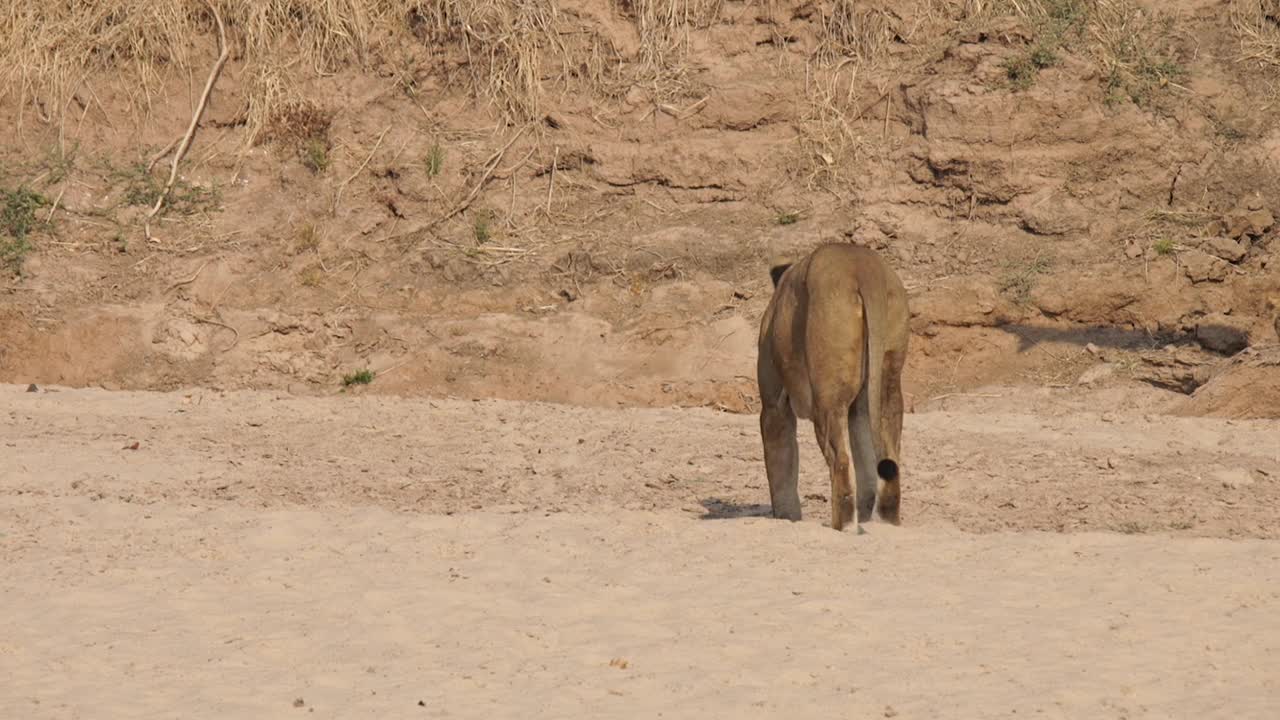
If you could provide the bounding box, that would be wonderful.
[1017,191,1089,236]
[1214,468,1254,489]
[1224,206,1274,239]
[1135,349,1218,394]
[1076,363,1116,386]
[910,278,1013,329]
[1182,250,1228,283]
[1202,236,1248,263]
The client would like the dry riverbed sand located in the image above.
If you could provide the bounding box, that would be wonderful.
[3,385,1279,718]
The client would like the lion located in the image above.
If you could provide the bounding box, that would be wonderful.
[756,242,910,531]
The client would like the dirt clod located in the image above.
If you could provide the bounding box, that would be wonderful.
[1225,207,1274,240]
[1203,236,1248,263]
[1182,251,1228,283]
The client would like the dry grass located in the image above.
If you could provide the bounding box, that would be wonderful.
[254,97,333,169]
[415,0,569,120]
[1,2,392,131]
[798,1,957,188]
[0,0,591,142]
[812,2,898,67]
[960,0,1185,105]
[1230,0,1280,69]
[811,0,961,69]
[620,0,723,100]
[1088,0,1185,107]
[962,0,1070,19]
[624,0,723,63]
[793,63,872,189]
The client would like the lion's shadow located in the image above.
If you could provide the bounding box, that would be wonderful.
[697,497,773,520]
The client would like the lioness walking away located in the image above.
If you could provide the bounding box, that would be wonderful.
[756,243,909,531]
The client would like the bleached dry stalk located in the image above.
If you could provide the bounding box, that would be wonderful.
[145,0,229,239]
[331,125,392,216]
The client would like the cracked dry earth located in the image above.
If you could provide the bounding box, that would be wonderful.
[3,384,1280,718]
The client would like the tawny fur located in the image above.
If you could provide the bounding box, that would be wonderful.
[756,243,910,531]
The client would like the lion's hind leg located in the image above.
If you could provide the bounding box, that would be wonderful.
[813,408,856,531]
[760,399,802,522]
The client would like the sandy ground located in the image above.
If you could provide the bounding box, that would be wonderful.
[3,384,1280,718]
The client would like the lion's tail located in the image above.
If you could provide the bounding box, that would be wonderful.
[858,284,900,486]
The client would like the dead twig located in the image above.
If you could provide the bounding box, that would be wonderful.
[166,260,210,293]
[147,136,181,173]
[382,126,529,253]
[657,95,710,120]
[193,316,239,351]
[546,145,559,213]
[145,0,228,240]
[493,146,537,179]
[699,329,740,370]
[639,197,672,214]
[882,93,892,140]
[441,126,528,226]
[44,186,67,223]
[331,125,392,215]
[852,88,893,121]
[635,322,696,340]
[375,357,412,378]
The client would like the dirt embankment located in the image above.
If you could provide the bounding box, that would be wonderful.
[1,0,1279,415]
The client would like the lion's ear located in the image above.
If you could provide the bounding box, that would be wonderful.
[769,263,792,287]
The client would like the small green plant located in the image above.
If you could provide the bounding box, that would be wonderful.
[1004,56,1039,90]
[170,183,221,214]
[342,369,375,387]
[998,254,1052,304]
[302,139,330,174]
[999,0,1084,91]
[1044,0,1087,25]
[2,187,49,273]
[776,211,799,226]
[43,143,78,185]
[1094,4,1185,110]
[472,210,492,244]
[0,234,31,274]
[1029,45,1058,69]
[117,162,220,215]
[426,142,445,177]
[1106,58,1185,108]
[393,53,422,97]
[2,187,49,239]
[1152,237,1176,255]
[121,163,163,207]
[292,223,320,255]
[1004,43,1060,90]
[1214,120,1247,142]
